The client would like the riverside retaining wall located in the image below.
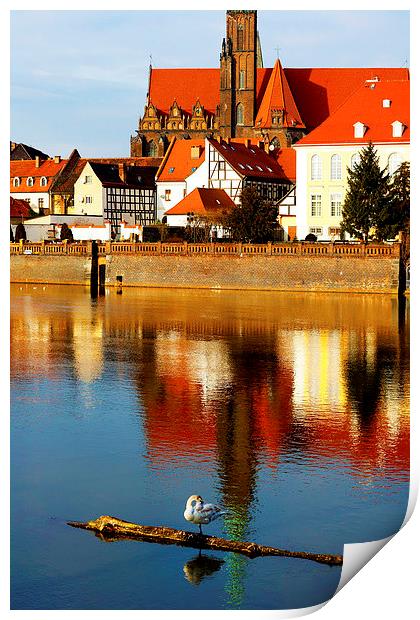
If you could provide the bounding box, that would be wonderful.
[10,242,402,294]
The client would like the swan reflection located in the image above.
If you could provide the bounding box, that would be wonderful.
[183,551,225,585]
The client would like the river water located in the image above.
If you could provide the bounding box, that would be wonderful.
[10,284,409,610]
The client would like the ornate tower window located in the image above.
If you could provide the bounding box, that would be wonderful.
[147,140,157,157]
[238,24,244,50]
[236,102,244,125]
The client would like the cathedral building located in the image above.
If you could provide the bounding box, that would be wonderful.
[131,10,305,157]
[130,9,408,159]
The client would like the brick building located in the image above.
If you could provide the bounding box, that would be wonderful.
[130,10,408,159]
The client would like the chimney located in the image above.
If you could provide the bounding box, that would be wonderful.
[191,145,200,159]
[35,156,40,168]
[118,163,126,183]
[226,137,231,144]
[245,138,251,148]
[54,155,61,163]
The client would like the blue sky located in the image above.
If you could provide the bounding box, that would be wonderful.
[10,8,410,158]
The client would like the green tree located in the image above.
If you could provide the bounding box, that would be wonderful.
[224,186,279,243]
[341,143,391,242]
[389,161,410,235]
[60,223,74,242]
[14,222,27,242]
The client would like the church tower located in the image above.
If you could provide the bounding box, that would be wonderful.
[219,10,259,139]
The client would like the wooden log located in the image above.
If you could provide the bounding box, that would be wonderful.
[67,515,342,566]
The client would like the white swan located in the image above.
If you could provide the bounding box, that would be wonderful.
[184,495,226,534]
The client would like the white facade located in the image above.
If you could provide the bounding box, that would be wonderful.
[157,161,207,221]
[10,190,51,214]
[73,162,105,217]
[294,143,410,241]
[14,214,105,242]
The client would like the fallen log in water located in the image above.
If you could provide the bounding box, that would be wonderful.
[67,515,342,566]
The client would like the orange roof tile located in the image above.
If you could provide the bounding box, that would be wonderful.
[275,148,296,181]
[158,139,205,182]
[149,68,221,115]
[10,158,67,193]
[165,188,235,216]
[148,66,409,132]
[295,79,410,146]
[255,59,305,129]
[283,67,409,131]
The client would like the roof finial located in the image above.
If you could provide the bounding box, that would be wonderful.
[275,46,281,60]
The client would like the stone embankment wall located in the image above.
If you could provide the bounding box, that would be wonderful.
[10,241,402,293]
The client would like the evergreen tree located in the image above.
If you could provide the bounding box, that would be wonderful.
[60,223,74,242]
[14,222,27,242]
[224,186,279,243]
[389,161,410,235]
[341,143,391,241]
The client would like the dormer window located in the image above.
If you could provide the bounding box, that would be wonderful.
[40,176,48,187]
[353,122,367,138]
[27,177,34,187]
[391,120,405,138]
[13,177,20,187]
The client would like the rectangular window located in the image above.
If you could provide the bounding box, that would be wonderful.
[165,189,171,201]
[310,194,322,217]
[330,193,342,217]
[85,175,92,184]
[38,198,44,209]
[85,196,93,204]
[310,227,323,235]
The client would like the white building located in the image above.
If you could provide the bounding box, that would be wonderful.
[293,77,410,241]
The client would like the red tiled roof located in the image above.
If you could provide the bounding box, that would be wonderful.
[158,139,205,182]
[10,196,34,219]
[165,187,235,216]
[255,59,305,129]
[148,66,409,131]
[10,159,67,193]
[149,68,221,115]
[275,148,296,181]
[295,79,410,146]
[209,138,294,182]
[283,67,409,131]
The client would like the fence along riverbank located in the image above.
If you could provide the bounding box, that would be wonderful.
[10,240,404,294]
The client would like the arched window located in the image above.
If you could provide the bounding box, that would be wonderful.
[13,177,20,187]
[40,176,48,187]
[239,70,246,89]
[270,136,280,150]
[238,25,244,50]
[388,152,402,175]
[147,140,157,157]
[311,154,322,180]
[236,102,244,126]
[350,153,361,171]
[330,154,342,180]
[27,176,34,187]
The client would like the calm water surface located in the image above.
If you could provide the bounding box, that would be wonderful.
[10,285,409,610]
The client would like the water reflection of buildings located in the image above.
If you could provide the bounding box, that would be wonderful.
[11,287,410,604]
